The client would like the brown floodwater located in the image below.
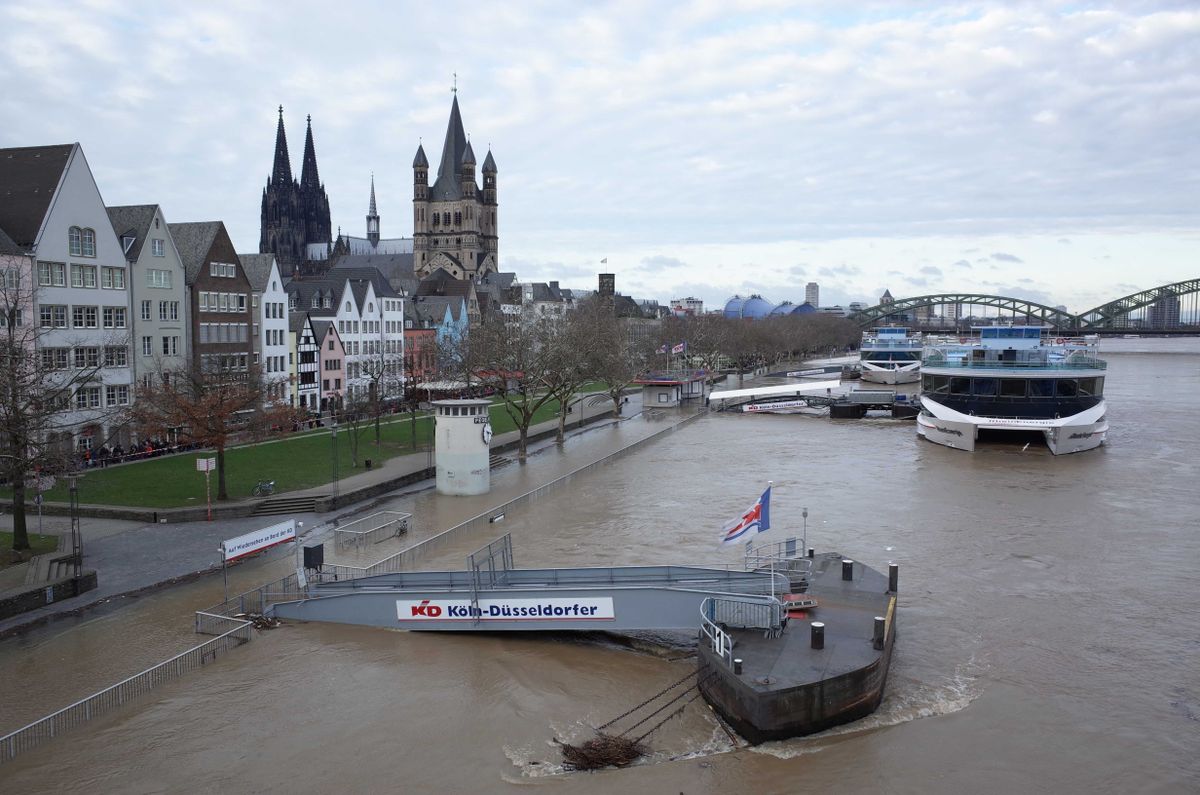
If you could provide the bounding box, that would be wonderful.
[1,338,1198,793]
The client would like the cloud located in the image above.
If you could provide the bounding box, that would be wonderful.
[951,259,972,269]
[818,264,862,278]
[639,255,687,271]
[991,252,1024,263]
[919,265,942,277]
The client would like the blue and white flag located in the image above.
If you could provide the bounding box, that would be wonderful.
[719,486,771,546]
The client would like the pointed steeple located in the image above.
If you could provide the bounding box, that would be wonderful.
[461,140,476,167]
[431,94,469,200]
[271,105,292,185]
[413,143,428,168]
[366,174,380,245]
[300,114,321,191]
[482,148,497,174]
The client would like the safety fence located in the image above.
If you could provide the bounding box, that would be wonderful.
[0,613,253,765]
[332,511,410,552]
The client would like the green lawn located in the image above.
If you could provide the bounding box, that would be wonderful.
[27,398,565,509]
[1,531,58,565]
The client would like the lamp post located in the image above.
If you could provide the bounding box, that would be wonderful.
[68,475,82,579]
[330,413,339,501]
[802,507,808,560]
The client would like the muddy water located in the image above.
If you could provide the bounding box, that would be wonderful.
[2,340,1199,793]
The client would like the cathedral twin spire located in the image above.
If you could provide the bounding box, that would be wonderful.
[260,107,331,270]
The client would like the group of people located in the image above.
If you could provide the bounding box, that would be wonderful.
[78,438,200,469]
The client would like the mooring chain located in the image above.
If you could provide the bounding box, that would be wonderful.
[617,671,717,736]
[633,688,709,745]
[596,670,698,732]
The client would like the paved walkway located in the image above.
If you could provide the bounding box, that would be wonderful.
[0,395,653,638]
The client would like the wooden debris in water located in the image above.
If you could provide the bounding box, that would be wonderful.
[556,733,647,770]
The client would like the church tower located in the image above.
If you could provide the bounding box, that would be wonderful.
[366,175,380,246]
[259,108,331,273]
[412,91,498,281]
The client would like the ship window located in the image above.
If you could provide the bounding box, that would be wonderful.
[1077,377,1099,396]
[924,375,949,394]
[1056,379,1078,397]
[972,378,997,396]
[922,375,933,391]
[950,377,971,395]
[1029,379,1055,397]
[999,379,1027,398]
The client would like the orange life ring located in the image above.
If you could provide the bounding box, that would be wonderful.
[1055,337,1066,344]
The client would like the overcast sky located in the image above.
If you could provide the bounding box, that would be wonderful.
[3,1,1196,312]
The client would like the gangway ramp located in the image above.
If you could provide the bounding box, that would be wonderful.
[708,379,841,412]
[268,535,794,633]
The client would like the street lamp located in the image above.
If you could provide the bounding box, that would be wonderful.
[330,413,339,501]
[68,475,82,579]
[802,507,808,559]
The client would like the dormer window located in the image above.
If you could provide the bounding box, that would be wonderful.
[122,235,135,254]
[323,296,331,309]
[345,301,351,312]
[289,295,297,310]
[311,295,319,308]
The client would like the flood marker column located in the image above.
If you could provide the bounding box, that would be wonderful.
[433,399,493,496]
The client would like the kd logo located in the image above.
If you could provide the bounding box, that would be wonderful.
[411,599,442,617]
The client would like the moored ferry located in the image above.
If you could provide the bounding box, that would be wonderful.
[916,326,1108,454]
[859,327,922,385]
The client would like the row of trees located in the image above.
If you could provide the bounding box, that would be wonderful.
[441,298,861,459]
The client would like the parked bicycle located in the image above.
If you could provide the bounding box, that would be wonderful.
[251,479,276,497]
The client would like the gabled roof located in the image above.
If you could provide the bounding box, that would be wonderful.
[327,265,401,299]
[417,268,475,298]
[167,221,223,282]
[284,278,341,315]
[0,144,75,249]
[413,294,464,324]
[431,95,476,202]
[330,252,415,290]
[0,224,23,255]
[311,318,335,343]
[106,204,159,262]
[238,253,277,291]
[289,310,314,333]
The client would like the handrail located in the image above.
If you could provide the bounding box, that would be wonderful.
[699,599,734,668]
[1,614,252,764]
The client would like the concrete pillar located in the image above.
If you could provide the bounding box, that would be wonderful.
[841,559,854,581]
[810,621,825,649]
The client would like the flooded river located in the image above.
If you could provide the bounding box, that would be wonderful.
[2,338,1198,793]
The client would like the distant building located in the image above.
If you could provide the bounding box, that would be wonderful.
[412,93,498,281]
[170,221,255,376]
[259,109,332,272]
[1147,292,1181,327]
[239,253,289,405]
[805,282,819,307]
[879,289,894,305]
[671,297,703,316]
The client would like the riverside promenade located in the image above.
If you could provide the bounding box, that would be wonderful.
[0,393,700,638]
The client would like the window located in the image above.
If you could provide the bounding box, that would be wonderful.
[1029,379,1055,398]
[454,211,462,226]
[82,228,96,257]
[142,336,153,356]
[152,238,165,256]
[162,335,178,356]
[41,348,68,369]
[104,346,128,367]
[73,306,98,328]
[147,269,171,288]
[40,305,67,328]
[219,293,229,311]
[168,301,179,321]
[949,377,971,395]
[972,378,997,397]
[210,262,219,277]
[69,226,82,256]
[103,307,126,329]
[71,264,97,288]
[138,300,150,321]
[75,386,101,409]
[101,267,125,289]
[237,294,247,312]
[1056,379,1078,398]
[323,295,331,309]
[328,338,335,351]
[74,347,100,368]
[105,385,129,407]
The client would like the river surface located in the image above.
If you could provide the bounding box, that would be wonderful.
[2,338,1199,793]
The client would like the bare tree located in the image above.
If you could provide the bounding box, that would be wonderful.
[445,314,561,461]
[575,296,650,418]
[0,264,123,551]
[133,361,287,500]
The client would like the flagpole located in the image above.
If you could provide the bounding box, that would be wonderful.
[767,480,775,603]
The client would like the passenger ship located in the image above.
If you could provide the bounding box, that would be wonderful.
[859,327,922,385]
[916,327,1108,455]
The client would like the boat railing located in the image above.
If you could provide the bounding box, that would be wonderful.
[700,595,784,666]
[745,537,813,579]
[920,356,1107,371]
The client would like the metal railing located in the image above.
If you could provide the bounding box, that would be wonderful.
[745,537,813,583]
[333,511,411,552]
[699,599,734,667]
[1,614,253,764]
[200,571,310,620]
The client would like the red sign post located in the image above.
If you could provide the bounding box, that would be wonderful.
[196,457,216,521]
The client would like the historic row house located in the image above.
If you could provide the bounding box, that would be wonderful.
[0,143,135,453]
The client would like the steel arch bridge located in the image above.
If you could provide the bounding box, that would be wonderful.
[852,293,1078,331]
[1075,278,1200,329]
[850,279,1200,332]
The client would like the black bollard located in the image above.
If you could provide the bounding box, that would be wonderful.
[888,562,899,593]
[807,547,814,559]
[841,559,854,581]
[733,658,743,675]
[873,616,886,650]
[810,621,825,649]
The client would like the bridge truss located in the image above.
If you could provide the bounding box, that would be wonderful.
[1075,278,1200,329]
[852,293,1077,331]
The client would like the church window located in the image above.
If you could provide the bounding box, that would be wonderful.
[454,211,462,226]
[442,212,450,226]
[431,213,439,226]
